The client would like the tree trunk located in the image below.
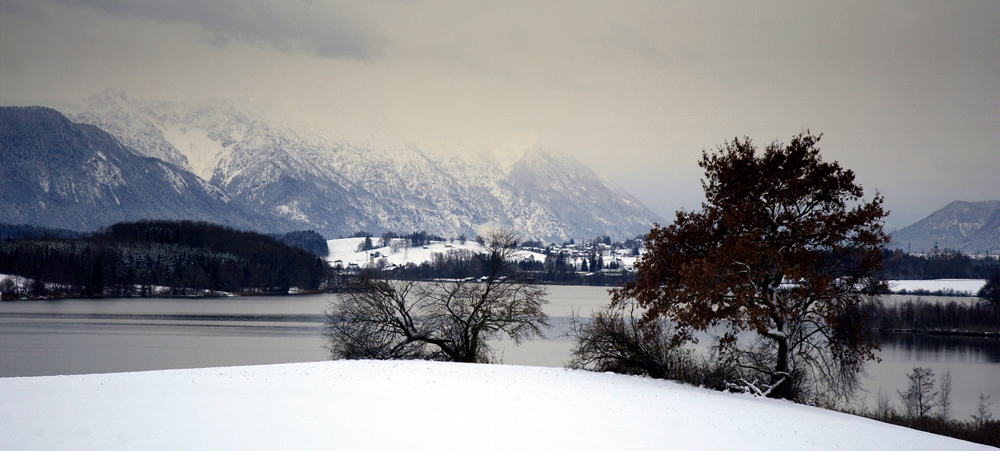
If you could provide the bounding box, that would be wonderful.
[772,334,791,399]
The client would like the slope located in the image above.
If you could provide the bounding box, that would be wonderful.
[0,360,987,450]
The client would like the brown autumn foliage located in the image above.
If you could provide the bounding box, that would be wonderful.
[613,132,889,401]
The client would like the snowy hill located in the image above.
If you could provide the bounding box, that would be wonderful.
[52,90,661,241]
[0,360,986,450]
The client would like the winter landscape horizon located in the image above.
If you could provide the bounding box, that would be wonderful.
[3,1,999,449]
[3,97,1000,253]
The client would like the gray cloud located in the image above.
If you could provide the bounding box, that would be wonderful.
[2,0,997,230]
[38,0,385,59]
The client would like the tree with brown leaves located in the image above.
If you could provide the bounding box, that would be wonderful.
[613,132,889,401]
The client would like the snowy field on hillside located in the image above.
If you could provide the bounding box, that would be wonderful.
[0,361,989,450]
[326,237,645,273]
[326,237,549,269]
[325,239,983,294]
[888,279,986,295]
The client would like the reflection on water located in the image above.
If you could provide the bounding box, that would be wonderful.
[875,330,1000,363]
[2,312,324,337]
[862,331,1000,420]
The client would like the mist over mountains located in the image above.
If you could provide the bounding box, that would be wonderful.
[3,91,662,241]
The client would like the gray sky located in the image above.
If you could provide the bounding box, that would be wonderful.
[2,0,998,230]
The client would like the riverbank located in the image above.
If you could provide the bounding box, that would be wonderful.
[0,360,990,450]
[0,272,336,301]
[876,328,1000,338]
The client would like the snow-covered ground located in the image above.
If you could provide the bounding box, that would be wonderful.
[326,237,638,272]
[888,279,986,295]
[0,273,27,284]
[325,240,986,289]
[325,237,548,269]
[0,360,986,450]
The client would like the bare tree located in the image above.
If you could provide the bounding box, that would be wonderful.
[971,394,994,428]
[874,388,896,420]
[898,367,938,419]
[324,229,549,363]
[938,370,953,421]
[567,301,682,379]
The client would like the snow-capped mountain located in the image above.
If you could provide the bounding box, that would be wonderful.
[891,200,1000,254]
[0,107,292,232]
[49,91,662,241]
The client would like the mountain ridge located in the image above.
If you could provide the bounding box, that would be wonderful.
[890,199,1000,254]
[5,94,662,241]
[0,106,298,233]
[62,92,662,240]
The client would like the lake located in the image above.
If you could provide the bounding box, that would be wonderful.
[1,288,996,419]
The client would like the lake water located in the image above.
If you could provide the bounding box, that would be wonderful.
[2,288,996,419]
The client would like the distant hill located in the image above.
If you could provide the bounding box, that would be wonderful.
[0,107,296,234]
[890,200,1000,254]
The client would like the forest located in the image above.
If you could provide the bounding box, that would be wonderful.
[878,249,1000,280]
[865,298,1000,335]
[0,220,328,299]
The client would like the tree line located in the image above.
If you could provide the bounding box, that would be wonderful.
[879,249,1000,280]
[0,220,328,299]
[0,223,80,240]
[864,298,1000,334]
[365,247,634,286]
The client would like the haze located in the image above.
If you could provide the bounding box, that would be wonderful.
[2,0,998,230]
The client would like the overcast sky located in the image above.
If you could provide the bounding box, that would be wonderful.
[2,0,998,230]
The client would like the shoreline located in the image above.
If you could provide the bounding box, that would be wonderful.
[875,328,1000,338]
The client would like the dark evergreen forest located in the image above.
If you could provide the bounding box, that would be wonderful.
[270,230,329,257]
[878,249,1000,280]
[0,223,80,240]
[0,220,328,299]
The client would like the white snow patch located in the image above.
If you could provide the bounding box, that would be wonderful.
[157,162,189,194]
[161,125,228,180]
[887,279,986,295]
[0,361,985,450]
[0,274,27,285]
[275,201,310,222]
[325,238,546,268]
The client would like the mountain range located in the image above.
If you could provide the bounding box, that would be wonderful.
[0,106,291,232]
[890,200,1000,254]
[2,91,662,241]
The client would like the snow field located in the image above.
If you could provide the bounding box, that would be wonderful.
[325,237,637,272]
[888,279,987,295]
[0,360,988,450]
[325,237,548,269]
